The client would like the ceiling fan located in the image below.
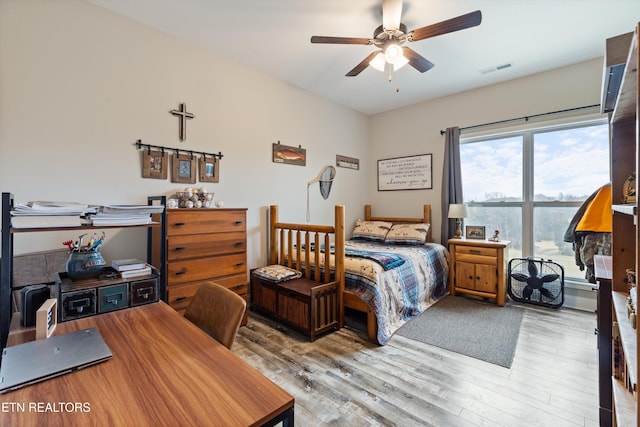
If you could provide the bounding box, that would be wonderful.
[311,0,482,76]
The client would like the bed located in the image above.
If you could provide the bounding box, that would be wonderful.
[267,204,449,344]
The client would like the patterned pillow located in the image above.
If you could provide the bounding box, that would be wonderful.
[384,223,430,245]
[351,220,392,241]
[252,265,302,283]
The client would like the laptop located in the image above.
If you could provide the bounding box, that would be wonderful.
[0,327,112,394]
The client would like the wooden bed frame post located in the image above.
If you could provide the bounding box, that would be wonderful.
[334,205,345,328]
[269,205,278,265]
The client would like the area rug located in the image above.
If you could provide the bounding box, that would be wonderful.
[394,296,524,368]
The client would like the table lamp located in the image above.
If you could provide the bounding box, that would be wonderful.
[448,203,469,239]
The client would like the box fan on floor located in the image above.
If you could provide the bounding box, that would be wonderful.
[508,257,564,308]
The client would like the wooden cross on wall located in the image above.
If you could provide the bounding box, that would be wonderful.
[170,102,195,141]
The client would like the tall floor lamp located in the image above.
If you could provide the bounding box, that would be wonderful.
[448,204,469,239]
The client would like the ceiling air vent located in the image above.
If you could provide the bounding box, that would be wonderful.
[480,62,512,74]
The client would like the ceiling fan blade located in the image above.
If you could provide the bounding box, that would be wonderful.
[382,0,403,31]
[346,51,379,77]
[409,10,482,41]
[311,36,372,45]
[402,47,434,73]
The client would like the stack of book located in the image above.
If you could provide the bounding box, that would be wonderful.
[90,205,165,226]
[111,258,152,279]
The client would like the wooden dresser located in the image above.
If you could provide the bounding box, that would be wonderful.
[153,208,248,324]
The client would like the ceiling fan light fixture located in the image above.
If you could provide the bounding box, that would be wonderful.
[393,55,409,71]
[384,43,404,64]
[370,52,386,72]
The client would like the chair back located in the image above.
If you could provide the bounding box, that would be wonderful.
[184,282,247,349]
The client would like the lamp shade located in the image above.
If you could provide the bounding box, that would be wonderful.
[448,204,469,219]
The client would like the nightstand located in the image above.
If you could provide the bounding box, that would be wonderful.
[448,238,511,306]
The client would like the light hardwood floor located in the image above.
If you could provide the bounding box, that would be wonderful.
[233,301,599,427]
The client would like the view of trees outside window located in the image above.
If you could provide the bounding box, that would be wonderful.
[459,121,610,281]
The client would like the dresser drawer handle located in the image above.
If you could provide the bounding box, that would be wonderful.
[469,249,481,254]
[175,270,187,276]
[236,262,245,267]
[234,220,244,225]
[174,246,187,251]
[174,222,186,227]
[234,242,245,247]
[175,296,188,302]
[232,284,246,291]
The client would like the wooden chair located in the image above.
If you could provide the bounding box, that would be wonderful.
[184,281,247,349]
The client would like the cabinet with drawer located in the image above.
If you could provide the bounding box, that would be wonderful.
[448,238,510,306]
[153,208,248,324]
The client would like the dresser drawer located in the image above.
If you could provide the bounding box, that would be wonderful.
[167,231,246,261]
[167,253,247,285]
[167,276,247,314]
[167,282,201,313]
[166,210,246,236]
[456,253,497,265]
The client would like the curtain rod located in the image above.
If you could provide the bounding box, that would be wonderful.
[439,104,601,135]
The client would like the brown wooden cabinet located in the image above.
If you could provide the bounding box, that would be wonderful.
[600,24,639,427]
[153,208,248,324]
[448,238,511,306]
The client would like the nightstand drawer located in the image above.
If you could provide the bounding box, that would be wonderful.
[166,210,246,236]
[167,231,246,260]
[456,253,497,265]
[456,246,497,257]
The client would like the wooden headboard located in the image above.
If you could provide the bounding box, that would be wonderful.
[364,204,432,242]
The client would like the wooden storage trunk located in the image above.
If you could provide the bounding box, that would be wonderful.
[250,274,339,342]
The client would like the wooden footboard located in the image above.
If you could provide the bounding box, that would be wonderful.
[269,205,346,327]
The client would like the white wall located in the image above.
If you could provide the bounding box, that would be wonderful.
[368,58,605,245]
[0,0,371,268]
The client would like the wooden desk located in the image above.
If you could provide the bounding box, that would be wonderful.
[0,302,294,427]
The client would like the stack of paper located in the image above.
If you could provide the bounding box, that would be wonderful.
[89,205,165,226]
[10,201,97,228]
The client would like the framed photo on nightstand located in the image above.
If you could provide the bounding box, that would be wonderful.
[466,225,486,239]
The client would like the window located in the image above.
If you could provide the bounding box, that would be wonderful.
[459,120,609,281]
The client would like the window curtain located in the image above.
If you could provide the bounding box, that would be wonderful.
[440,126,463,244]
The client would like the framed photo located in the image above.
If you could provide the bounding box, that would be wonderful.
[272,143,306,166]
[199,156,219,183]
[142,150,168,179]
[466,226,486,240]
[171,153,196,184]
[377,154,432,191]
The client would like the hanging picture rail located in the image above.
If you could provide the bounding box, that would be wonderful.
[135,139,223,182]
[135,140,223,160]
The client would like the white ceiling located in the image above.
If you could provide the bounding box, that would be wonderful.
[88,0,640,115]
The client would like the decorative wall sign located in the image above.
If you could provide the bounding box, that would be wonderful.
[336,155,359,170]
[170,102,195,141]
[377,153,432,191]
[172,153,196,184]
[272,142,306,166]
[142,149,168,179]
[199,156,219,183]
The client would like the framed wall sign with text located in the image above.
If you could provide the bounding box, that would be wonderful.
[377,154,432,191]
